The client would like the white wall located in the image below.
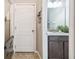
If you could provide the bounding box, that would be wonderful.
[36,0,43,58]
[5,0,10,17]
[69,0,75,59]
[5,0,10,41]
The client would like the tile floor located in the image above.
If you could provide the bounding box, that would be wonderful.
[12,52,40,59]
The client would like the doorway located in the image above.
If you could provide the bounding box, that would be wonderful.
[11,3,36,52]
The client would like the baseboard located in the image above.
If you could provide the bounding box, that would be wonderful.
[34,51,41,59]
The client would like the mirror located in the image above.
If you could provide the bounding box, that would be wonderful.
[47,0,69,33]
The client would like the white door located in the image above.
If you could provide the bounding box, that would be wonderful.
[13,3,36,52]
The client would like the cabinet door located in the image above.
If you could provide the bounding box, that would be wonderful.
[64,41,69,59]
[48,40,63,59]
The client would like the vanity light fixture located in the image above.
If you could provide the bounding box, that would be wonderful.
[48,0,62,8]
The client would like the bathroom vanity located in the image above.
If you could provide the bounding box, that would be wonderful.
[48,35,69,59]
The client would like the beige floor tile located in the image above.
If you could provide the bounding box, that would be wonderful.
[12,52,39,59]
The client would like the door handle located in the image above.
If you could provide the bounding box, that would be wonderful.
[32,30,35,32]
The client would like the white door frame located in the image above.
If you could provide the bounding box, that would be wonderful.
[42,0,75,59]
[10,3,36,53]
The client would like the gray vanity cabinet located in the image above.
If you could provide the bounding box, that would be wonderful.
[48,36,68,59]
[64,41,69,59]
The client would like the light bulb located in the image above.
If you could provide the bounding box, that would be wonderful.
[48,1,62,8]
